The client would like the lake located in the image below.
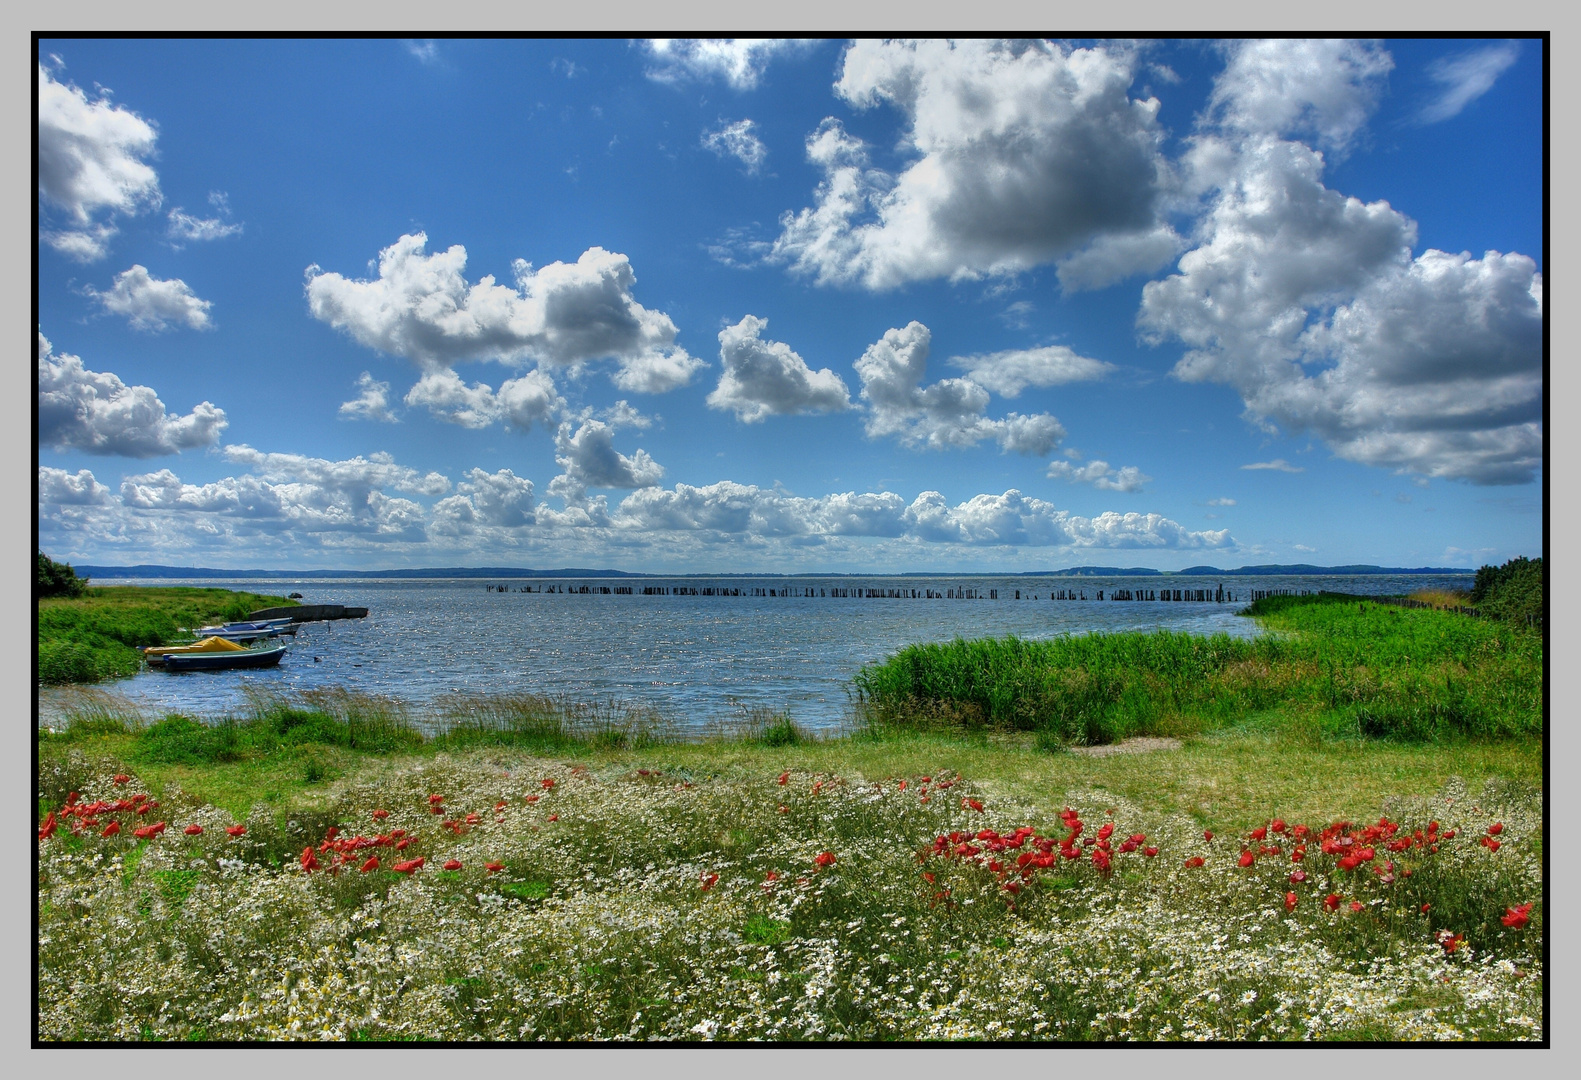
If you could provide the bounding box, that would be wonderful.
[38,572,1475,736]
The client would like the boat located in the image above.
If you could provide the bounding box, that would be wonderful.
[182,618,297,643]
[160,642,288,671]
[143,636,250,665]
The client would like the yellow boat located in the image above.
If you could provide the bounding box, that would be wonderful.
[142,636,249,665]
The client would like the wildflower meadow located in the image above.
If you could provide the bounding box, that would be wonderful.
[37,746,1541,1041]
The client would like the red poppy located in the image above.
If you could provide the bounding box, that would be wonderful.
[184,824,203,836]
[1238,850,1255,868]
[777,805,789,814]
[1289,869,1307,884]
[1421,903,1431,914]
[38,812,56,840]
[1143,846,1159,857]
[465,813,480,825]
[966,798,984,812]
[372,809,390,819]
[1249,826,1267,841]
[1442,829,1457,840]
[812,781,823,794]
[360,856,379,873]
[395,838,411,850]
[429,805,444,815]
[428,794,444,804]
[101,821,120,838]
[898,780,907,791]
[300,847,319,873]
[1324,893,1341,911]
[1481,837,1501,852]
[1091,849,1111,874]
[814,851,837,868]
[133,824,156,839]
[392,857,425,874]
[1438,930,1464,955]
[1350,901,1364,913]
[541,778,556,790]
[1285,891,1298,911]
[547,813,559,822]
[1487,822,1504,836]
[1184,857,1205,868]
[444,859,463,871]
[65,792,79,806]
[113,774,129,785]
[777,772,790,785]
[700,873,718,891]
[1501,903,1532,929]
[524,795,539,803]
[485,861,504,873]
[1096,823,1115,842]
[1203,830,1213,842]
[1271,819,1287,833]
[225,824,247,837]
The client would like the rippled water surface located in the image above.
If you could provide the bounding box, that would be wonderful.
[40,573,1474,735]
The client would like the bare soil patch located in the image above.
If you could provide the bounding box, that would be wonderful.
[1067,736,1182,758]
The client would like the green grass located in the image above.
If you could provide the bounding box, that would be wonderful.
[37,586,298,684]
[852,594,1542,746]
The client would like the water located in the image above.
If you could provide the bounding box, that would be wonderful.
[38,573,1474,735]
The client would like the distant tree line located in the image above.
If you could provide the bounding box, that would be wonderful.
[37,552,89,599]
[1470,556,1543,627]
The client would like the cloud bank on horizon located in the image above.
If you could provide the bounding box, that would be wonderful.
[35,38,1542,572]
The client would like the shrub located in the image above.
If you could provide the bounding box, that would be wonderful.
[37,552,88,599]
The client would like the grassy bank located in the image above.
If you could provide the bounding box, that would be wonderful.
[37,712,1542,1041]
[37,586,297,684]
[852,594,1542,746]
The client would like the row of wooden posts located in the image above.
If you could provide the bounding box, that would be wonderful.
[484,583,1244,603]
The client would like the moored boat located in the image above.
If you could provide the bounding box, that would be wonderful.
[160,642,287,671]
[143,636,250,665]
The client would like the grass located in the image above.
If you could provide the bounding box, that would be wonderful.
[852,593,1542,746]
[37,586,298,684]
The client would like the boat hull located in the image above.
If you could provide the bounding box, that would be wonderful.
[160,645,287,671]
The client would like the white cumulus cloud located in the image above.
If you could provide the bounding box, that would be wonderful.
[642,39,810,90]
[339,372,396,422]
[707,315,851,422]
[771,40,1177,291]
[549,419,665,507]
[1205,38,1394,154]
[431,468,536,533]
[947,344,1113,397]
[402,368,564,432]
[1046,460,1151,493]
[85,265,213,331]
[38,466,112,506]
[1140,129,1543,485]
[38,332,226,457]
[854,322,1065,456]
[702,119,767,173]
[305,233,703,392]
[37,62,161,261]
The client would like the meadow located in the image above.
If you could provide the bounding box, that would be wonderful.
[34,596,1544,1042]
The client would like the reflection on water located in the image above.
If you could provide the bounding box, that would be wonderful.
[38,573,1472,735]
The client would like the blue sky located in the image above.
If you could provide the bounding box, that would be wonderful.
[35,37,1544,573]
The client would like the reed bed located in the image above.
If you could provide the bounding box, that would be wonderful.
[852,594,1542,746]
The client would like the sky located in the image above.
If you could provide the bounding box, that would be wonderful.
[34,37,1544,574]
